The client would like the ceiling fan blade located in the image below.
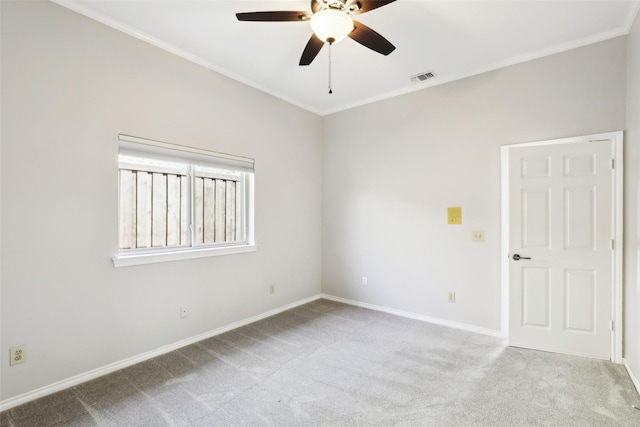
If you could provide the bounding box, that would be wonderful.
[299,34,324,66]
[236,11,311,22]
[352,0,396,14]
[348,21,395,56]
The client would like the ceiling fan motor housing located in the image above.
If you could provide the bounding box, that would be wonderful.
[313,0,359,14]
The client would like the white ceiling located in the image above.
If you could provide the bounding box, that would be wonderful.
[54,1,639,116]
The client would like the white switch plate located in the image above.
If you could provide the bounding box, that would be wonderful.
[180,307,188,318]
[448,292,456,303]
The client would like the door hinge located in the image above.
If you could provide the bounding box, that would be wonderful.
[610,158,615,169]
[611,239,615,250]
[610,320,614,331]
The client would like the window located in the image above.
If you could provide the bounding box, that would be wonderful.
[114,134,255,267]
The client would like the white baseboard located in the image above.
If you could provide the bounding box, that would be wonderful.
[623,358,640,397]
[0,294,323,412]
[321,293,505,338]
[4,293,628,412]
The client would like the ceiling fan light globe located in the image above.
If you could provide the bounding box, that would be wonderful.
[310,9,353,43]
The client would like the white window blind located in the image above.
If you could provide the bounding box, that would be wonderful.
[118,134,254,173]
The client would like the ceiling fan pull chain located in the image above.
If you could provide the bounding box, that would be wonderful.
[328,41,333,94]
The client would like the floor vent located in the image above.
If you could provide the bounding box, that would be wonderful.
[410,71,435,83]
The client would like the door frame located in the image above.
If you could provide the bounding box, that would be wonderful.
[500,131,624,363]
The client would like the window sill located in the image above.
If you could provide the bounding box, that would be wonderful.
[112,245,257,267]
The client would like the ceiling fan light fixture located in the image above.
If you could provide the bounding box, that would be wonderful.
[310,9,353,43]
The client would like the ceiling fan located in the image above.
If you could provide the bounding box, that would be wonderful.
[236,0,397,66]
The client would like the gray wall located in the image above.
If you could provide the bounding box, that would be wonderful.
[322,37,627,332]
[0,1,322,400]
[625,9,640,388]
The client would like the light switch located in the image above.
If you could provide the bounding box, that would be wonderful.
[448,207,462,224]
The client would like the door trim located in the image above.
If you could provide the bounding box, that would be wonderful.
[500,131,623,363]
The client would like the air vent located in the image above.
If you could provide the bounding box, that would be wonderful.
[410,71,435,83]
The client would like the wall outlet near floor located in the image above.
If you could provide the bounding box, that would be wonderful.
[448,292,456,303]
[362,276,368,285]
[471,230,485,242]
[269,284,276,294]
[180,307,188,318]
[10,345,26,366]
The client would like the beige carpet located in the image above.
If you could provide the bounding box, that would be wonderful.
[2,299,639,426]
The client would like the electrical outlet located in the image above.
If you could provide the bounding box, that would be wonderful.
[472,230,485,242]
[10,345,26,366]
[180,307,188,318]
[269,284,276,294]
[362,276,368,285]
[448,292,456,303]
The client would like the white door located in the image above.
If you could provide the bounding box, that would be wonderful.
[508,139,613,359]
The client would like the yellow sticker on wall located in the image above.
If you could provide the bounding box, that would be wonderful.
[448,207,462,224]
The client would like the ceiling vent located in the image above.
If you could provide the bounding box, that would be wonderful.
[410,71,435,83]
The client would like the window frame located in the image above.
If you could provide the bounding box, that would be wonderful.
[112,134,256,267]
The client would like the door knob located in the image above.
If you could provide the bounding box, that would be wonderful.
[512,254,531,261]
